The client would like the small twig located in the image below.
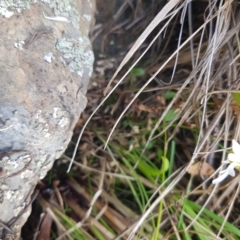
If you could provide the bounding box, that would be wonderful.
[0,220,15,234]
[43,12,70,23]
[0,150,34,180]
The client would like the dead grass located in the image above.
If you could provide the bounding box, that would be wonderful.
[23,0,240,239]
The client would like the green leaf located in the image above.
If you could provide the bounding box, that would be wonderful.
[157,149,163,158]
[232,92,240,106]
[185,199,240,238]
[161,156,169,172]
[145,141,153,150]
[164,109,178,122]
[137,159,163,177]
[163,91,176,100]
[130,68,145,77]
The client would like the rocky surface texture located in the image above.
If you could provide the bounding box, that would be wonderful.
[0,0,95,239]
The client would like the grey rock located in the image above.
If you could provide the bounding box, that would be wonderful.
[0,0,95,239]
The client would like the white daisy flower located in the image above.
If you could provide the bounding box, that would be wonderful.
[212,140,240,184]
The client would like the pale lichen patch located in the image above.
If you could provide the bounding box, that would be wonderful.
[44,52,55,63]
[1,0,81,29]
[14,40,25,50]
[0,184,9,191]
[0,153,31,176]
[0,0,33,13]
[55,37,94,77]
[13,204,25,217]
[36,154,47,168]
[57,84,67,94]
[1,156,18,170]
[34,110,42,119]
[53,107,62,118]
[5,190,24,202]
[21,169,33,179]
[0,7,14,18]
[41,0,80,29]
[83,14,91,22]
[52,107,70,127]
[34,123,51,139]
[58,117,69,127]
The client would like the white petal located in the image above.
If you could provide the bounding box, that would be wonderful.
[222,160,230,164]
[212,170,229,184]
[232,139,240,155]
[228,153,239,163]
[227,164,236,177]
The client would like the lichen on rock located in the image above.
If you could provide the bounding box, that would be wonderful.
[0,0,93,30]
[56,37,94,77]
[42,0,81,29]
